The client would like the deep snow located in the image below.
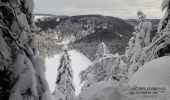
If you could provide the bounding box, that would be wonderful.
[129,56,170,89]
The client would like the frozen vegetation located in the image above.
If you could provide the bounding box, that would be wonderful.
[0,0,52,100]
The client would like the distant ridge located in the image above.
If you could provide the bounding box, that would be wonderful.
[33,13,68,18]
[34,14,134,60]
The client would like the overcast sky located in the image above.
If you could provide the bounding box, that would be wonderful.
[34,0,163,19]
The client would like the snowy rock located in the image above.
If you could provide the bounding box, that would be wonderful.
[78,81,128,100]
[129,56,170,89]
[0,30,11,61]
[10,51,38,99]
[158,0,170,32]
[32,55,50,93]
[11,12,31,32]
[79,80,170,100]
[0,0,53,99]
[162,0,170,11]
[9,90,24,100]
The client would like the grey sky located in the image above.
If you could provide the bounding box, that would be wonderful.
[34,0,163,19]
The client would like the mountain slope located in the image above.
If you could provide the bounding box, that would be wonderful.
[69,15,134,60]
[35,14,134,60]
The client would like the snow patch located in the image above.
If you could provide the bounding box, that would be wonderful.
[78,81,128,100]
[34,15,53,22]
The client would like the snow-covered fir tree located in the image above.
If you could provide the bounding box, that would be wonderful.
[125,0,170,80]
[126,11,152,77]
[127,3,170,97]
[55,46,75,100]
[79,42,128,92]
[78,43,129,100]
[95,42,110,60]
[0,0,52,100]
[136,10,152,47]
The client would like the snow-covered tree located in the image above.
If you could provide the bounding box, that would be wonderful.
[127,32,143,77]
[126,11,152,77]
[135,10,152,47]
[0,0,52,100]
[55,47,75,100]
[126,1,170,79]
[79,42,112,84]
[79,42,128,89]
[95,42,110,60]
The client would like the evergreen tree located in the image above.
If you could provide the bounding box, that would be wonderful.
[56,47,75,100]
[80,42,127,86]
[95,42,110,60]
[127,11,152,77]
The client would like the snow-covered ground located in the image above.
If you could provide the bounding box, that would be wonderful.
[33,16,50,21]
[129,56,170,89]
[78,81,128,100]
[45,50,92,95]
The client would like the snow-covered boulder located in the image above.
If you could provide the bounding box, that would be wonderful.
[78,80,170,100]
[0,0,54,99]
[162,0,170,11]
[129,56,170,89]
[78,81,128,100]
